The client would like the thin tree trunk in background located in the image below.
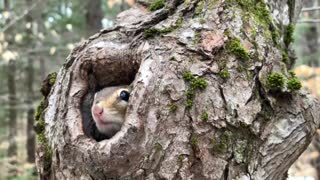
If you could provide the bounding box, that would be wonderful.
[4,0,9,10]
[27,62,35,163]
[120,0,126,12]
[306,25,319,67]
[5,0,17,161]
[85,0,103,36]
[7,60,17,158]
[36,0,47,80]
[25,0,36,163]
[304,0,319,67]
[39,59,46,80]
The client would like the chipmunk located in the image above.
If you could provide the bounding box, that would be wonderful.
[91,86,130,138]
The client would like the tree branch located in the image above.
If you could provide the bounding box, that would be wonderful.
[301,6,320,12]
[1,0,41,33]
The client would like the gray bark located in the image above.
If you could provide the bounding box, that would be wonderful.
[36,0,320,179]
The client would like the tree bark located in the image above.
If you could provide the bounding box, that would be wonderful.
[25,0,36,164]
[36,0,320,179]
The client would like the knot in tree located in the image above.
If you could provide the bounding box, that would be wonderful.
[35,0,320,179]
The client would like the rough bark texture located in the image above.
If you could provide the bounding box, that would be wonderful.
[36,0,320,179]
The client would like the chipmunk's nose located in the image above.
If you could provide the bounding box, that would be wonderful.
[93,105,103,116]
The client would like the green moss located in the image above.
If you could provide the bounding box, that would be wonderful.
[34,119,45,134]
[266,72,285,90]
[284,24,294,47]
[224,29,231,37]
[195,0,204,15]
[186,88,195,99]
[34,99,45,121]
[33,73,56,174]
[226,38,249,61]
[41,72,57,96]
[176,17,183,28]
[217,59,227,70]
[251,27,257,38]
[245,70,253,80]
[178,154,184,162]
[282,51,289,65]
[201,111,209,121]
[191,78,208,89]
[227,0,278,44]
[190,135,198,148]
[219,69,230,79]
[34,98,48,135]
[236,65,244,72]
[213,131,232,153]
[169,56,177,61]
[37,133,47,144]
[271,30,279,45]
[183,71,195,81]
[154,143,163,151]
[193,31,200,45]
[144,16,183,38]
[43,143,52,171]
[144,27,174,38]
[288,70,296,78]
[199,18,206,24]
[185,99,193,109]
[182,71,208,108]
[287,77,302,91]
[37,129,52,172]
[149,0,165,11]
[169,104,178,112]
[48,72,57,86]
[144,28,159,38]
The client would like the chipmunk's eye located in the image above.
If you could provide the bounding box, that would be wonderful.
[119,90,130,101]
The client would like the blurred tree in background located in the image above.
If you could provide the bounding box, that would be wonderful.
[0,0,132,179]
[290,1,320,179]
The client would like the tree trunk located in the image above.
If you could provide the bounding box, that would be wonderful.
[7,60,17,158]
[35,0,47,80]
[85,0,103,36]
[36,0,320,179]
[25,0,36,163]
[303,0,319,67]
[7,60,18,179]
[5,0,17,161]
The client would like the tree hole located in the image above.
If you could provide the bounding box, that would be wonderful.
[80,54,139,142]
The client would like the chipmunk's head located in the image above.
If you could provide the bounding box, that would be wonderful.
[91,86,130,137]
